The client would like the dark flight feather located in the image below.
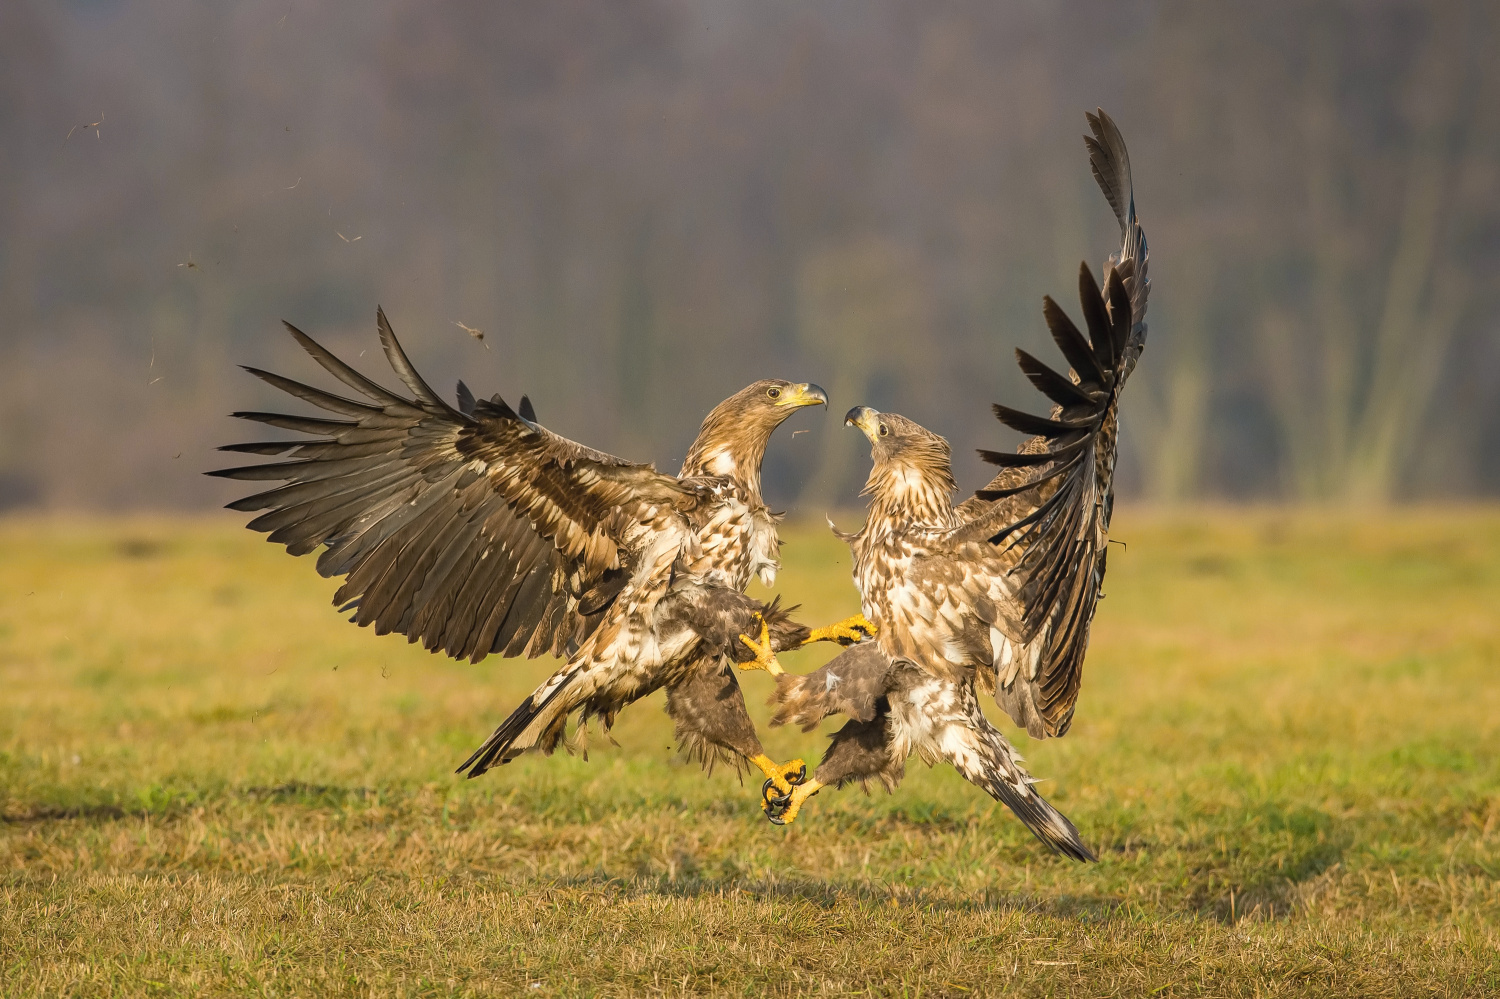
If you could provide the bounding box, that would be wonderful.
[208,308,702,664]
[959,107,1150,739]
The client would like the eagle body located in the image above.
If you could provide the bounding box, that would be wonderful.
[210,311,828,783]
[771,642,1092,860]
[463,475,801,771]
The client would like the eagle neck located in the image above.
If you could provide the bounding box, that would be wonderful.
[861,459,959,537]
[681,433,768,502]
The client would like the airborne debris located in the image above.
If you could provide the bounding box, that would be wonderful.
[65,113,104,142]
[336,231,362,243]
[454,321,489,348]
[177,259,198,270]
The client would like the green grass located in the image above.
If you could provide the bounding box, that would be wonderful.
[3,508,1500,996]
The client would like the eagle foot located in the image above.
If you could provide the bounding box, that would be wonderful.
[750,754,806,799]
[737,615,785,675]
[763,778,823,826]
[803,613,878,647]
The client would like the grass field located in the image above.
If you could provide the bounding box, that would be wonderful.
[3,508,1499,996]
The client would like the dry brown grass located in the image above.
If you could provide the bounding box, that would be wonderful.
[3,508,1500,996]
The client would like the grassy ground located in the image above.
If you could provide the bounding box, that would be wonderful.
[2,508,1499,996]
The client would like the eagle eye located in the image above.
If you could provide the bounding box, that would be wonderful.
[878,423,889,437]
[767,386,781,400]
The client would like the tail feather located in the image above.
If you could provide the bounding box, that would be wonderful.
[455,670,577,778]
[987,774,1096,862]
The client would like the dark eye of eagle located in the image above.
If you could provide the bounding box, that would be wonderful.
[879,423,889,437]
[767,387,781,400]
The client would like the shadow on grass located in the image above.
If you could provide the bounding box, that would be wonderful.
[549,869,1130,920]
[1,780,382,824]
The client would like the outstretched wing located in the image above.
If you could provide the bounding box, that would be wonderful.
[950,109,1149,738]
[208,308,704,663]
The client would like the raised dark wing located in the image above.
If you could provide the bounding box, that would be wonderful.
[950,109,1149,738]
[208,308,703,663]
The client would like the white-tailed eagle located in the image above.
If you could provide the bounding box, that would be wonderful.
[763,110,1149,859]
[209,310,874,802]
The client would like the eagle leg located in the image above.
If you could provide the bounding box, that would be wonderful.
[802,613,878,647]
[737,615,786,676]
[764,778,823,826]
[748,753,807,799]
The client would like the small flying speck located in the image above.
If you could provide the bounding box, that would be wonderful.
[65,113,104,142]
[285,176,301,190]
[791,429,808,437]
[178,259,198,270]
[336,231,362,243]
[455,321,489,348]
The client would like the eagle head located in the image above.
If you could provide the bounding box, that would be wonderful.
[845,406,958,519]
[683,380,828,485]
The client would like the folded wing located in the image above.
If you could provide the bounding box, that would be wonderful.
[208,308,703,663]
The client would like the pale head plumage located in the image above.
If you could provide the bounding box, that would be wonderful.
[681,380,827,492]
[844,406,959,530]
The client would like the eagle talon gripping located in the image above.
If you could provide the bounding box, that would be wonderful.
[761,762,806,824]
[762,780,792,824]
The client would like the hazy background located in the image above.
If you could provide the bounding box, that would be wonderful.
[2,0,1497,513]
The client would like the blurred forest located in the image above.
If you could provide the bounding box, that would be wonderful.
[1,0,1497,511]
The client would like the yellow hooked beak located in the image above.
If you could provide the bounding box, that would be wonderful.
[844,405,880,442]
[777,383,829,408]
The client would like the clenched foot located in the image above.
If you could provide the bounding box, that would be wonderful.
[804,613,878,646]
[749,753,807,799]
[763,778,823,826]
[738,615,785,675]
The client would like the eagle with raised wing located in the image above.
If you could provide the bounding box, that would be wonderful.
[209,310,874,803]
[762,110,1148,858]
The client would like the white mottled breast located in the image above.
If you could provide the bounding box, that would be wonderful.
[851,519,989,679]
[685,487,780,591]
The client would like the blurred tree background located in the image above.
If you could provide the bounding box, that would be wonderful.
[1,0,1497,512]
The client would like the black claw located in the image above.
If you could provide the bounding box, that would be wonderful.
[761,778,793,825]
[788,763,807,786]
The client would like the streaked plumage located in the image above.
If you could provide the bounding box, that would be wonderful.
[210,310,832,788]
[767,110,1148,858]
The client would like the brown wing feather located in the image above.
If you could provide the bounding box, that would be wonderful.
[208,308,702,663]
[947,109,1148,738]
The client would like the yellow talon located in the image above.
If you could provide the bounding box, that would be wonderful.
[765,778,823,826]
[804,612,878,646]
[738,614,785,676]
[749,753,806,797]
